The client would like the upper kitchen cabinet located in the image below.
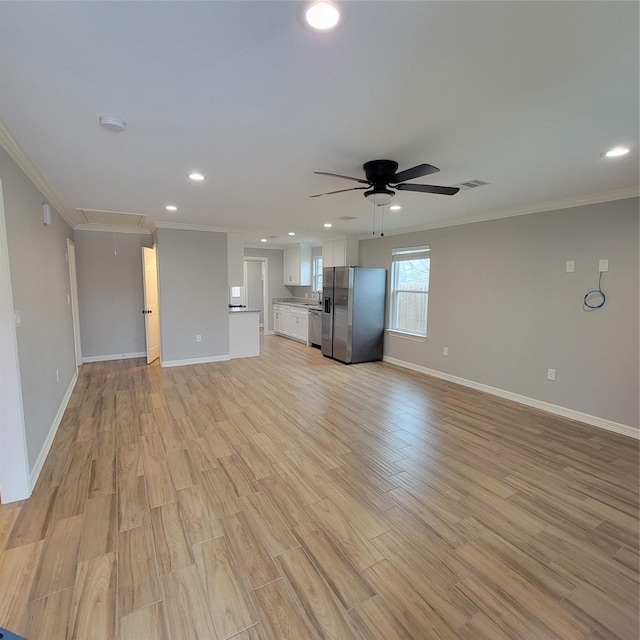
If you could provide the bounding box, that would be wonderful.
[323,236,358,268]
[227,231,244,287]
[283,244,311,285]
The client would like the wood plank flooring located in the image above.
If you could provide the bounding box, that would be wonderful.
[1,333,638,639]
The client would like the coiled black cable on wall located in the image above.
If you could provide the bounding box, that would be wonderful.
[583,271,606,311]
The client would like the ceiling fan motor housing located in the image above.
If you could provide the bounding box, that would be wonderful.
[363,159,398,185]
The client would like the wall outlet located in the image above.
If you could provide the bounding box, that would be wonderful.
[599,259,609,272]
[196,334,202,343]
[547,368,556,381]
[565,260,575,273]
[14,310,22,327]
[443,346,449,356]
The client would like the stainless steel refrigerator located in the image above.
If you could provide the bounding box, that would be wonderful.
[322,266,386,364]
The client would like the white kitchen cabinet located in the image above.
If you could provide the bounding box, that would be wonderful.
[274,304,308,343]
[283,245,311,285]
[274,304,291,335]
[290,307,309,342]
[322,237,358,268]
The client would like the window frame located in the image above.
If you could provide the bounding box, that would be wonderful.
[312,255,323,293]
[388,245,431,339]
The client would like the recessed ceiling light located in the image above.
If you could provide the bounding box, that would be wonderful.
[324,223,333,228]
[288,232,296,236]
[303,1,340,31]
[188,172,205,181]
[604,146,630,158]
[165,205,177,211]
[390,205,402,211]
[99,115,126,132]
[261,238,267,243]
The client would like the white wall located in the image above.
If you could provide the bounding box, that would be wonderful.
[157,228,229,364]
[0,147,77,474]
[74,230,152,360]
[360,197,639,430]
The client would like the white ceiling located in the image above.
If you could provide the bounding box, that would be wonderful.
[0,1,638,248]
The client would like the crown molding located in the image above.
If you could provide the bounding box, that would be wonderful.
[0,120,78,229]
[358,186,640,241]
[74,224,152,235]
[154,221,229,233]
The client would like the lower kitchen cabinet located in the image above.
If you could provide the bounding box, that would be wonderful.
[274,304,308,343]
[291,308,308,342]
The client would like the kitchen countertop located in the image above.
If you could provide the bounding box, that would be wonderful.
[228,308,261,313]
[273,298,321,310]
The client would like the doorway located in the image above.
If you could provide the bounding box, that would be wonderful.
[243,257,268,329]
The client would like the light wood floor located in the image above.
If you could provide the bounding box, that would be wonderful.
[0,334,638,640]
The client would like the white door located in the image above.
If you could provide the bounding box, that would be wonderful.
[142,246,160,364]
[67,239,82,368]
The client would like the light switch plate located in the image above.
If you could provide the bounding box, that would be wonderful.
[565,260,575,273]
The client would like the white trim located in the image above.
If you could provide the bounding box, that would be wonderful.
[74,224,152,235]
[265,330,276,335]
[154,221,229,233]
[82,351,146,363]
[382,356,639,440]
[161,354,231,368]
[29,370,78,490]
[358,187,640,240]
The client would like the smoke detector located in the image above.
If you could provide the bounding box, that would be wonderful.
[99,116,126,132]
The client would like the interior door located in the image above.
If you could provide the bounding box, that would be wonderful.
[67,239,82,368]
[142,246,160,364]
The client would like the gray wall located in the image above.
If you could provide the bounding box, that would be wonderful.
[74,230,152,359]
[157,228,229,363]
[244,247,290,333]
[245,260,264,324]
[0,147,76,470]
[360,198,639,429]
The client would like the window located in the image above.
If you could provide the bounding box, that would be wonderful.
[312,255,323,292]
[389,246,430,337]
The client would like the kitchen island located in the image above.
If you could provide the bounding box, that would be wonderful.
[228,308,260,358]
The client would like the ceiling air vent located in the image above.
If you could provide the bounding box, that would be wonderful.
[336,216,358,221]
[266,235,279,239]
[453,179,490,191]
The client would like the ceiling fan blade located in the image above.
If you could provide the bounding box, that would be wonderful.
[310,187,367,198]
[396,183,460,196]
[314,171,369,184]
[391,163,440,184]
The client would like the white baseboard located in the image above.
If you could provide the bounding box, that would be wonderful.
[382,356,639,440]
[161,354,230,368]
[83,351,146,363]
[30,370,78,489]
[265,330,275,335]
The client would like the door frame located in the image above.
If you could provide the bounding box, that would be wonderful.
[243,256,269,331]
[142,245,160,364]
[67,238,82,369]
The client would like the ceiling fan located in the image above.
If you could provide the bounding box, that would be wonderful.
[311,159,460,203]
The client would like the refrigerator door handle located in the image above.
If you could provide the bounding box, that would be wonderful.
[324,297,331,313]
